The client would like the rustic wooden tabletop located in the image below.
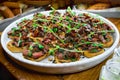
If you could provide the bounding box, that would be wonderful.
[0,18,120,80]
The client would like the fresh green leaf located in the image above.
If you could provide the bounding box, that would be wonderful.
[99,30,115,35]
[35,42,44,49]
[59,16,63,21]
[49,28,54,33]
[51,19,56,24]
[67,6,72,12]
[49,49,55,55]
[18,26,21,29]
[51,7,55,11]
[11,28,20,36]
[88,32,95,38]
[90,48,98,53]
[108,30,114,33]
[92,43,98,47]
[85,41,92,44]
[11,33,15,36]
[92,43,103,47]
[50,7,55,15]
[82,23,87,26]
[78,14,83,17]
[81,40,85,43]
[66,29,71,33]
[59,23,63,27]
[38,13,43,17]
[29,45,33,50]
[19,33,22,37]
[66,16,70,21]
[71,58,77,62]
[49,45,60,55]
[12,27,17,32]
[52,27,58,32]
[38,44,44,49]
[21,18,27,22]
[43,27,48,32]
[66,6,75,16]
[17,39,22,47]
[37,18,49,22]
[32,23,39,28]
[28,51,32,57]
[56,45,60,49]
[66,24,72,33]
[72,12,76,16]
[75,23,81,29]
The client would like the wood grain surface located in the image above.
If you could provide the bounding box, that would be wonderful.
[0,18,120,80]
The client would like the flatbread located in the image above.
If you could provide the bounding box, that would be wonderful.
[7,41,25,53]
[103,35,113,48]
[23,52,49,62]
[54,53,80,63]
[83,49,105,58]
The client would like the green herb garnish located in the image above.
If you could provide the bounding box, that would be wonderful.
[88,32,95,38]
[66,29,71,33]
[11,27,17,36]
[11,26,21,35]
[17,39,22,47]
[49,45,60,55]
[37,18,49,22]
[81,40,85,43]
[32,23,39,28]
[21,18,27,22]
[35,42,44,49]
[59,23,72,33]
[85,42,92,45]
[17,33,22,47]
[52,27,58,32]
[98,30,114,35]
[90,48,98,53]
[75,23,81,29]
[43,27,48,32]
[29,45,33,50]
[38,13,43,17]
[49,49,55,55]
[91,43,103,47]
[78,14,83,17]
[38,44,44,49]
[50,7,55,15]
[28,51,32,57]
[59,16,63,21]
[66,6,75,16]
[71,58,77,62]
[12,27,17,31]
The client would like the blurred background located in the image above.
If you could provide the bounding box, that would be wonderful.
[0,0,120,21]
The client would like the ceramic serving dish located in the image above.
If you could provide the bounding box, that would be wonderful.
[1,10,119,74]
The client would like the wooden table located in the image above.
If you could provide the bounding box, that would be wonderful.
[0,18,120,80]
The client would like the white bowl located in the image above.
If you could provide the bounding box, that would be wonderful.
[1,10,119,74]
